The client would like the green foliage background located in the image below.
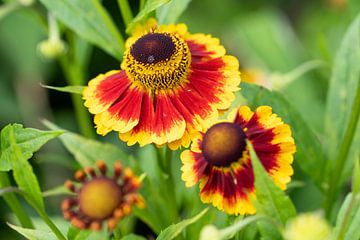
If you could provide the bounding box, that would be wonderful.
[0,0,360,239]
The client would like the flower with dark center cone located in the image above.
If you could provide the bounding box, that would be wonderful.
[83,18,241,150]
[202,122,246,167]
[61,160,144,231]
[181,106,296,215]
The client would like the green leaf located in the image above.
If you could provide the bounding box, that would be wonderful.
[333,193,360,240]
[8,223,57,240]
[156,0,192,24]
[248,141,296,225]
[0,172,33,228]
[43,120,129,168]
[156,208,208,240]
[41,84,84,95]
[241,83,326,188]
[121,234,147,240]
[257,220,282,240]
[0,124,63,171]
[126,0,170,33]
[345,199,360,240]
[38,0,124,60]
[353,156,360,194]
[325,14,360,183]
[8,126,45,211]
[42,185,73,198]
[67,227,91,240]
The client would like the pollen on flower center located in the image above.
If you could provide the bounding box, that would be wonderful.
[79,177,121,220]
[123,32,191,90]
[202,122,247,167]
[130,33,176,64]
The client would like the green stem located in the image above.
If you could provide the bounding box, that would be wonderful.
[325,78,360,216]
[154,145,179,222]
[117,0,133,26]
[219,215,268,239]
[35,207,66,240]
[0,172,33,228]
[59,56,95,139]
[139,0,146,11]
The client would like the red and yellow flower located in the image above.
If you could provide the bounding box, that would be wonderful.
[61,160,144,230]
[83,19,240,149]
[181,106,296,215]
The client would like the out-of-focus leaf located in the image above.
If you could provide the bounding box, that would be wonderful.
[42,185,73,197]
[249,142,296,225]
[43,120,130,168]
[345,201,360,240]
[0,8,47,76]
[41,84,84,95]
[333,193,360,240]
[156,208,208,240]
[38,0,124,60]
[0,123,63,171]
[156,0,191,24]
[241,83,326,188]
[325,14,360,184]
[257,220,282,240]
[353,157,360,194]
[126,0,170,33]
[8,223,57,240]
[121,234,147,240]
[67,227,92,240]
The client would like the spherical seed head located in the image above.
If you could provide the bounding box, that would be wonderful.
[78,178,121,220]
[202,122,247,167]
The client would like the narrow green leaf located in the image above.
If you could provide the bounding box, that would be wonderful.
[248,141,296,225]
[156,0,192,24]
[43,120,129,168]
[39,0,124,59]
[345,199,360,240]
[333,193,360,240]
[67,227,92,240]
[8,223,57,240]
[156,208,208,240]
[42,185,74,198]
[126,0,170,33]
[0,123,63,171]
[41,84,84,95]
[353,156,360,194]
[241,83,326,188]
[0,172,33,228]
[121,234,147,240]
[325,14,360,183]
[8,126,45,211]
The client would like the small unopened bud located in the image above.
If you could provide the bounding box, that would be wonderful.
[199,225,222,240]
[37,39,66,60]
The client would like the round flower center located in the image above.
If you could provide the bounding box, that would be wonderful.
[130,33,176,64]
[202,122,247,167]
[124,32,191,90]
[78,177,121,220]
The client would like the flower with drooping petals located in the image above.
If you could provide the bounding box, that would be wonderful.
[61,160,144,230]
[83,19,240,149]
[181,106,296,215]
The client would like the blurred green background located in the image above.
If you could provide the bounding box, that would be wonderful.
[1,0,359,238]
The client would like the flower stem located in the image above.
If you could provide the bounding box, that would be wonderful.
[59,36,95,139]
[325,77,360,216]
[0,172,33,228]
[117,0,133,27]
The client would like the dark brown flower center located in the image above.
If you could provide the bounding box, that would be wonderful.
[202,122,247,167]
[130,33,176,64]
[78,177,121,220]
